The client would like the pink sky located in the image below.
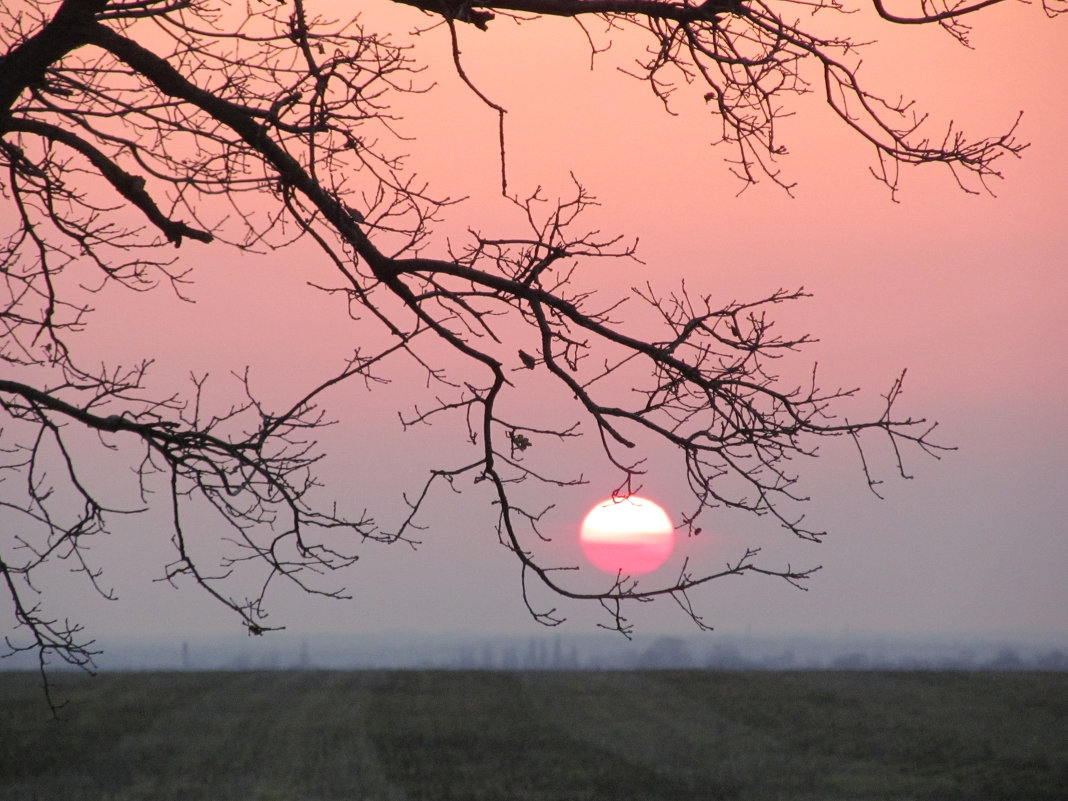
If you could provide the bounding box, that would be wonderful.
[33,1,1068,647]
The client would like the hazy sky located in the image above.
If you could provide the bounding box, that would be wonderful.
[17,1,1067,653]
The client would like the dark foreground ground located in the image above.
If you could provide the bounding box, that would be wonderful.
[1,670,1066,800]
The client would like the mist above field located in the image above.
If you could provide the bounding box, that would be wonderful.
[3,631,1062,674]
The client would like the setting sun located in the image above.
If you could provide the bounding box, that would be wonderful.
[579,496,675,576]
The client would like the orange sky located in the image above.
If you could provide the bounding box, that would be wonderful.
[30,1,1067,648]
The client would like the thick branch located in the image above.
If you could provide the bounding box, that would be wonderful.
[872,0,1007,25]
[6,117,212,246]
[81,21,393,275]
[394,0,743,25]
[0,0,107,118]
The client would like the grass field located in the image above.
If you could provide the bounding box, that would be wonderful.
[1,670,1066,800]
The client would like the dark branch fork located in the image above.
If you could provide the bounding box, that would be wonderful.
[3,0,1046,705]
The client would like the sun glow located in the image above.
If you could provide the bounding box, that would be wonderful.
[579,496,675,575]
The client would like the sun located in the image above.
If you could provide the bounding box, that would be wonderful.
[579,496,675,575]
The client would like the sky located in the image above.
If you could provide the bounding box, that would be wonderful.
[9,1,1067,656]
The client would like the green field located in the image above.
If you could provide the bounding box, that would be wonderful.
[1,670,1066,800]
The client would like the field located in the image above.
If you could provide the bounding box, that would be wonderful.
[1,670,1066,800]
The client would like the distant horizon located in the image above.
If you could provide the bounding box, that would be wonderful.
[4,627,1064,674]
